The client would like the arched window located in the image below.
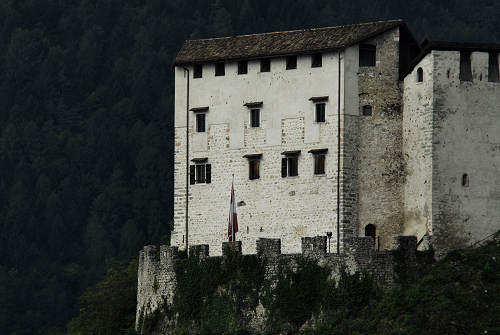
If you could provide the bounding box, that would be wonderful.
[462,173,469,187]
[417,67,424,82]
[365,224,376,237]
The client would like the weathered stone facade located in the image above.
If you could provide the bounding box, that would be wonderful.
[172,25,418,256]
[403,49,500,255]
[136,235,417,331]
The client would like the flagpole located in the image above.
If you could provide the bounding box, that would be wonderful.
[232,174,235,242]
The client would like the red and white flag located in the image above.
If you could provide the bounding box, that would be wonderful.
[227,178,238,241]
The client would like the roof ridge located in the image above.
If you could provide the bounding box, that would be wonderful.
[185,19,403,43]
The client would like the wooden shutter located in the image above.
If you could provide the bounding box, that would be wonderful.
[190,165,196,184]
[205,164,211,184]
[281,158,287,177]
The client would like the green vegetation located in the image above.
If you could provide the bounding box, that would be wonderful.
[135,240,498,335]
[67,259,138,335]
[171,250,265,334]
[0,1,499,333]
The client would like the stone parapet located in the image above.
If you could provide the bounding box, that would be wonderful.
[136,235,418,330]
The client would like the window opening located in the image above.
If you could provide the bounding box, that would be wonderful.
[488,52,499,82]
[196,113,206,132]
[362,105,372,116]
[260,58,271,72]
[286,55,297,70]
[238,60,248,75]
[365,224,376,237]
[193,64,202,78]
[250,109,260,128]
[417,67,423,82]
[459,51,472,81]
[359,44,376,67]
[215,62,225,76]
[315,103,325,122]
[190,163,211,184]
[282,153,299,177]
[313,153,325,175]
[462,174,469,187]
[249,159,260,180]
[311,53,322,68]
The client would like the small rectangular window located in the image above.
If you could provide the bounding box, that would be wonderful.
[286,55,297,70]
[195,164,205,183]
[282,152,300,177]
[288,156,298,176]
[193,64,203,78]
[196,113,206,132]
[359,44,376,67]
[488,52,499,82]
[459,51,472,81]
[238,60,248,75]
[362,105,372,116]
[311,53,322,68]
[315,103,325,122]
[250,109,260,127]
[190,163,211,184]
[215,62,225,76]
[249,159,260,180]
[313,154,325,175]
[260,58,270,72]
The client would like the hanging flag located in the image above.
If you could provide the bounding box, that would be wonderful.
[227,177,238,241]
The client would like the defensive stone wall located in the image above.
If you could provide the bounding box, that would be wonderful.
[136,235,416,331]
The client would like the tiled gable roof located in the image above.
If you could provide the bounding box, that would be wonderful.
[174,20,403,65]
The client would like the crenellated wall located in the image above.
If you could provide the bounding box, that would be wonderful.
[136,235,416,331]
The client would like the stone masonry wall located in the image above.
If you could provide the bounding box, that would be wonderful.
[430,50,500,255]
[136,235,417,331]
[173,53,342,256]
[343,27,405,250]
[402,52,434,243]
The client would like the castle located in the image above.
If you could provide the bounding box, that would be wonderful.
[171,19,500,256]
[135,20,500,331]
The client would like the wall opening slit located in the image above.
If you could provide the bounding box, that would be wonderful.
[462,173,469,187]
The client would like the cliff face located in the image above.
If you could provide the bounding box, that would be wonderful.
[135,235,417,334]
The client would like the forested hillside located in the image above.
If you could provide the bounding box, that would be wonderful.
[0,1,498,334]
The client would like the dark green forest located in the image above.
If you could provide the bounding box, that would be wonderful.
[0,0,498,334]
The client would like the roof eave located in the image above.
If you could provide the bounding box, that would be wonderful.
[173,47,344,66]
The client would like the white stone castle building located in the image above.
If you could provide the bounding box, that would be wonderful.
[171,20,500,256]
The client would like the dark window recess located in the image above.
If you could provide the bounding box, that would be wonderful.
[260,58,271,72]
[488,52,499,82]
[286,55,297,70]
[459,52,472,81]
[191,164,211,184]
[417,67,423,82]
[365,224,376,237]
[282,156,298,177]
[313,154,325,175]
[311,53,322,68]
[196,164,205,183]
[362,105,372,116]
[462,174,469,187]
[215,62,225,76]
[238,60,248,75]
[315,103,325,122]
[249,159,260,180]
[250,109,260,127]
[193,64,203,78]
[288,156,298,176]
[359,44,376,67]
[196,113,206,132]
